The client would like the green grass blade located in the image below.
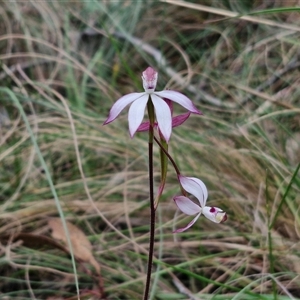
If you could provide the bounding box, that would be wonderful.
[0,88,80,300]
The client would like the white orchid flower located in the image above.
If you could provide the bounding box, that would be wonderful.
[174,175,227,233]
[104,67,201,142]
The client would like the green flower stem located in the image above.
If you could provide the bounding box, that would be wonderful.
[143,99,156,300]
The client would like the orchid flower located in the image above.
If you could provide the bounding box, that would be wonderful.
[103,67,201,142]
[174,175,227,233]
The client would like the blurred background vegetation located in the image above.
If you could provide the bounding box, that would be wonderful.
[0,0,300,299]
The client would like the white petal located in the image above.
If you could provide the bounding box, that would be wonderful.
[174,196,201,215]
[202,206,227,223]
[155,90,201,114]
[173,213,201,233]
[104,93,146,124]
[178,175,208,207]
[188,177,208,205]
[150,94,172,142]
[128,94,149,137]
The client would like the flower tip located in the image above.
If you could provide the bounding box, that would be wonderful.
[163,134,170,143]
[191,106,202,115]
[143,66,157,76]
[142,66,158,92]
[219,212,227,223]
[103,118,111,125]
[173,228,184,234]
[129,130,135,139]
[214,210,227,223]
[202,206,227,223]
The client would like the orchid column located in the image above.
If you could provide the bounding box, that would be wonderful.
[104,67,226,299]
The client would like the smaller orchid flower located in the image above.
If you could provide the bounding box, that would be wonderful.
[103,67,201,142]
[174,175,227,233]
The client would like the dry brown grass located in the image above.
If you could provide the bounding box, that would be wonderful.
[0,1,300,299]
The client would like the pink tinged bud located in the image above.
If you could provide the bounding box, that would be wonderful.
[142,67,158,92]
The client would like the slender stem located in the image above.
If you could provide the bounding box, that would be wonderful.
[154,136,187,196]
[143,100,156,300]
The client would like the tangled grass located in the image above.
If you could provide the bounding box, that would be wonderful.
[0,1,300,299]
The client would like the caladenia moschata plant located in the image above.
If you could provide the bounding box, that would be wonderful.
[104,67,227,299]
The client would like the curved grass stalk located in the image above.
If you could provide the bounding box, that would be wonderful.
[1,87,80,300]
